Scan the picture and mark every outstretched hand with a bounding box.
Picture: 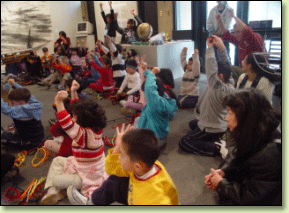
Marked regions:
[211,35,225,50]
[71,80,80,92]
[215,13,222,22]
[106,35,111,44]
[131,9,137,16]
[55,91,68,103]
[151,67,160,75]
[182,47,188,53]
[113,124,134,153]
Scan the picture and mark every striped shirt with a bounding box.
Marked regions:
[56,109,104,163]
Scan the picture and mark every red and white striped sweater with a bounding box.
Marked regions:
[56,109,104,163]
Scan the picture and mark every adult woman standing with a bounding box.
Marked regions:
[207,1,233,60]
[205,88,281,205]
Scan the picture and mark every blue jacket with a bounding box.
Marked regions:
[1,83,43,121]
[139,70,178,139]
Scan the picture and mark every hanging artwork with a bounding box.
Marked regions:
[1,1,53,52]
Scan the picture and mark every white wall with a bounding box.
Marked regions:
[93,1,138,44]
[49,1,82,51]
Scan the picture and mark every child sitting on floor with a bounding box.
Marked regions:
[120,55,147,114]
[117,59,141,114]
[44,98,73,157]
[98,36,126,88]
[41,47,52,78]
[41,80,108,205]
[1,78,44,149]
[177,48,200,109]
[134,65,178,149]
[87,53,114,93]
[67,124,180,205]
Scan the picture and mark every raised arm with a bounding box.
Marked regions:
[180,47,188,71]
[192,49,200,77]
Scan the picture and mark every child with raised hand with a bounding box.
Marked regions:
[100,1,118,46]
[121,55,147,113]
[40,80,108,205]
[117,58,141,105]
[86,52,114,93]
[1,78,44,149]
[99,36,126,88]
[179,35,234,157]
[177,48,200,109]
[67,124,180,205]
[115,9,143,44]
[136,66,178,149]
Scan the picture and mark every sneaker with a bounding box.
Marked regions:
[37,82,45,86]
[40,187,67,205]
[58,84,65,91]
[214,140,228,159]
[67,185,88,205]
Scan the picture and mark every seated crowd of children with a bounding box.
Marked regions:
[1,4,281,205]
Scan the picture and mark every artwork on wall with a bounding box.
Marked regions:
[1,1,53,52]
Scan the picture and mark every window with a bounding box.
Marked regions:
[175,1,192,30]
[248,1,281,28]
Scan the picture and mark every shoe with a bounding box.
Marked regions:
[121,107,137,116]
[67,185,88,205]
[40,187,67,205]
[214,140,228,159]
[58,84,65,91]
[37,82,45,86]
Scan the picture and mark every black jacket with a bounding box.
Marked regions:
[116,15,143,44]
[216,142,281,205]
[101,9,118,38]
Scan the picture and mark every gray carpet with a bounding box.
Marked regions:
[1,73,280,205]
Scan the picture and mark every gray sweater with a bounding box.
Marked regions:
[195,47,235,133]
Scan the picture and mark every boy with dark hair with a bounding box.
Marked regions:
[179,35,234,157]
[26,54,43,83]
[67,125,180,205]
[98,36,126,88]
[177,48,200,109]
[1,78,44,149]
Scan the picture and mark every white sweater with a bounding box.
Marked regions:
[118,72,141,95]
[207,5,233,35]
[237,73,273,104]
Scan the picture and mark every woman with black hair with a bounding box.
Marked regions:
[54,31,71,54]
[205,88,281,205]
[237,53,275,103]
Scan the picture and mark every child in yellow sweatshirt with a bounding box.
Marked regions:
[67,124,180,205]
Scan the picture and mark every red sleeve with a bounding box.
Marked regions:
[70,97,80,104]
[99,49,105,56]
[222,30,238,47]
[241,26,264,51]
[56,110,85,147]
[90,61,107,75]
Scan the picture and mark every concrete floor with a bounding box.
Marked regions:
[1,73,280,205]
